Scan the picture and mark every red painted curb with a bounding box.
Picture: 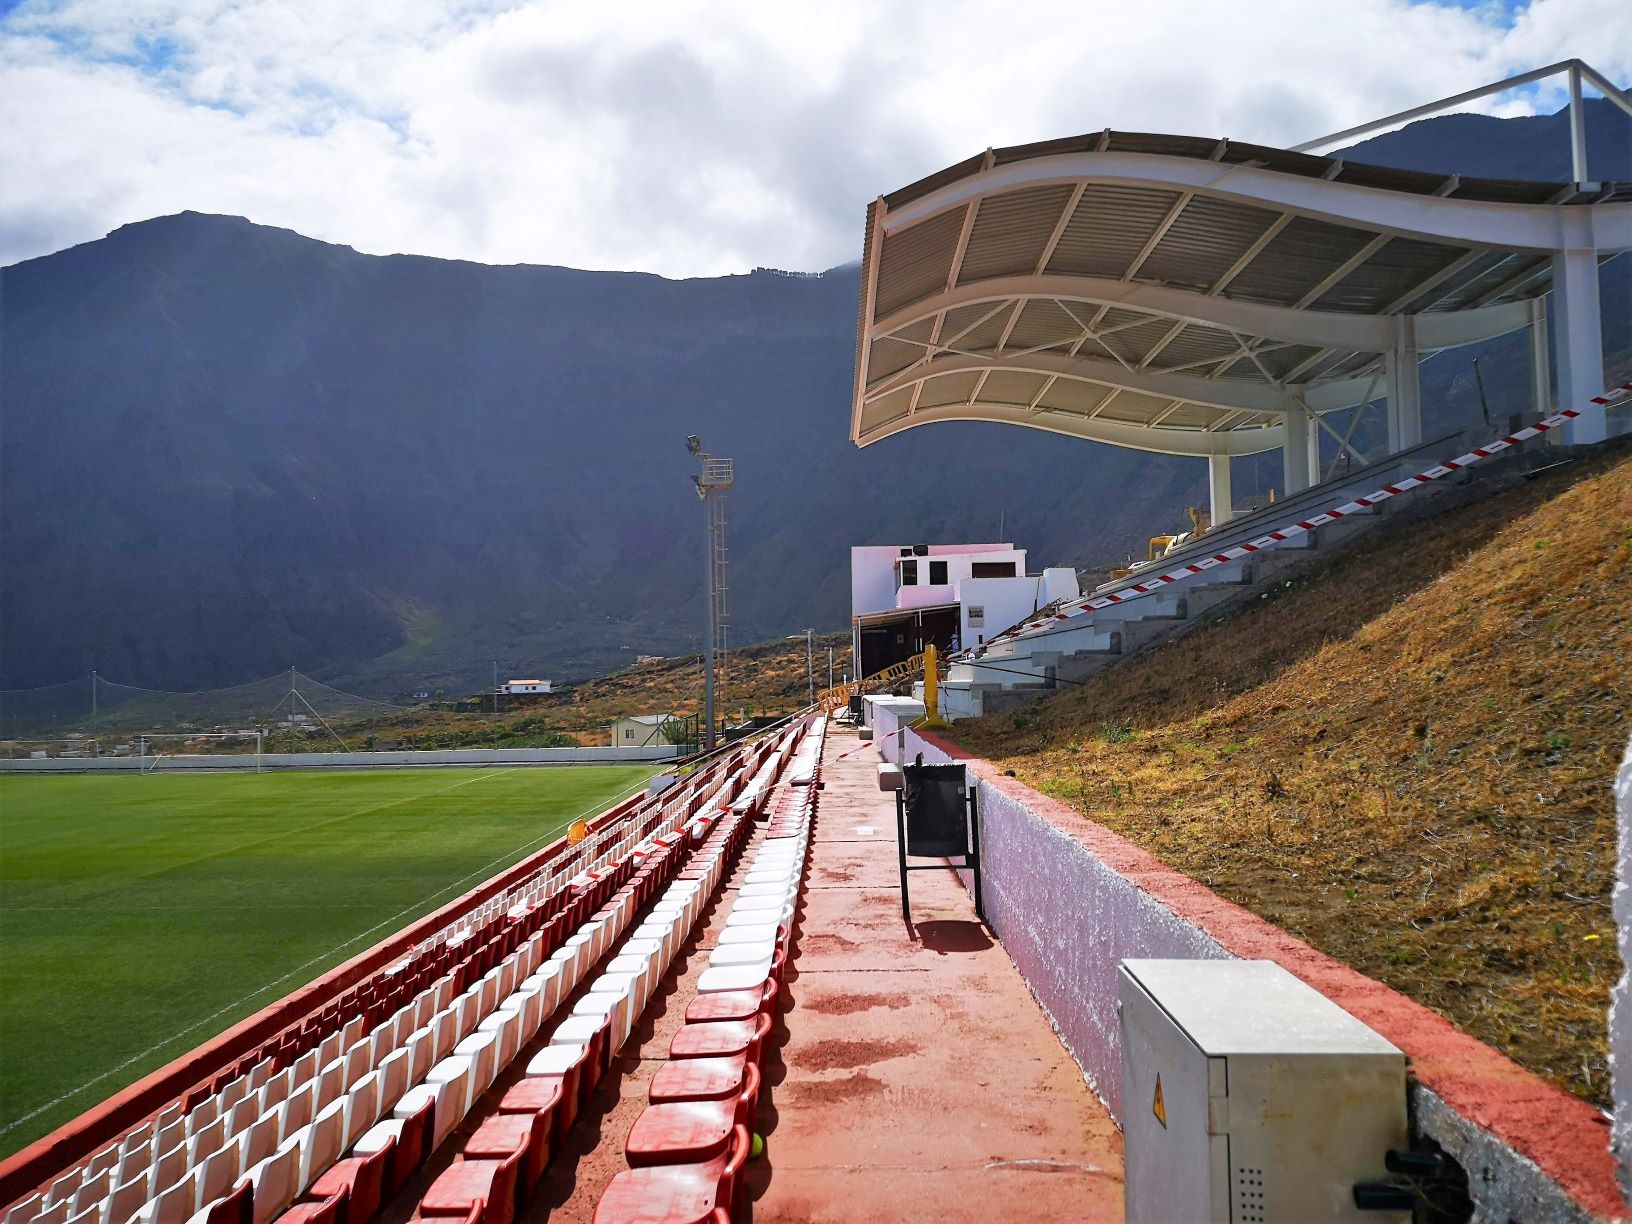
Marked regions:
[0,788,648,1209]
[915,728,1628,1222]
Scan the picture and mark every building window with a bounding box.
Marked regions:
[929,560,948,585]
[900,559,918,586]
[623,729,634,741]
[971,561,1017,578]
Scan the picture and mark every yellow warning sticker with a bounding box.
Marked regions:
[1152,1074,1167,1128]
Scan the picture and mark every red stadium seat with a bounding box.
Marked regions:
[591,1126,749,1224]
[667,1014,771,1062]
[418,1148,523,1224]
[625,1102,736,1167]
[277,1199,338,1224]
[306,1142,391,1224]
[464,1112,550,1201]
[202,1182,251,1224]
[681,983,775,1024]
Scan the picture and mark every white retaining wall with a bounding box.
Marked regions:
[0,745,680,772]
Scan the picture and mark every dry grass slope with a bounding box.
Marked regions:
[954,450,1631,1104]
[552,633,851,724]
[349,633,849,747]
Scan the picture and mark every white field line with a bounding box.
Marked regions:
[0,769,653,1138]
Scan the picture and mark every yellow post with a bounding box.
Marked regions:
[922,644,945,729]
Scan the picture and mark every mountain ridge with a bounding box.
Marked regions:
[2,102,1627,696]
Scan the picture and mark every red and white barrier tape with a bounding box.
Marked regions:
[982,382,1632,648]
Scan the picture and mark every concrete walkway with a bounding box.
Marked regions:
[746,726,1123,1221]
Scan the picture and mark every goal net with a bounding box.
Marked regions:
[136,731,265,771]
[1,669,404,742]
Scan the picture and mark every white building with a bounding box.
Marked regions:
[850,542,1079,679]
[611,714,680,747]
[501,679,552,695]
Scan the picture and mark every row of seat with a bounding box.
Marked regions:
[284,721,812,1224]
[785,728,823,788]
[234,809,730,1224]
[595,721,824,1223]
[189,844,680,1224]
[391,720,822,1224]
[3,745,775,1224]
[402,796,769,1224]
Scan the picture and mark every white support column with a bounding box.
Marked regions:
[1528,299,1561,445]
[1552,248,1607,444]
[1529,298,1552,416]
[1304,410,1321,489]
[1281,402,1318,495]
[1384,315,1423,453]
[1207,452,1233,527]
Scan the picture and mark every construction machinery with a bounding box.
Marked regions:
[1109,507,1213,580]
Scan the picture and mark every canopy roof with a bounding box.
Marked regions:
[852,130,1632,457]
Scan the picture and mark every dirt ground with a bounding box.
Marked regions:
[953,450,1631,1105]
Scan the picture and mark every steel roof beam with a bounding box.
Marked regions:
[856,400,1286,456]
[866,351,1294,416]
[879,153,1632,252]
[869,276,1531,357]
[865,347,1386,424]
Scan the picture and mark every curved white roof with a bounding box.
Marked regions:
[852,129,1632,457]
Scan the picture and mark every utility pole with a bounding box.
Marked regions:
[788,630,815,707]
[90,670,97,721]
[687,436,733,750]
[492,660,498,716]
[828,646,834,693]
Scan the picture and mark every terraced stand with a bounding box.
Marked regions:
[592,769,817,1221]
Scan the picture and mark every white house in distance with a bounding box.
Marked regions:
[501,679,552,695]
[611,713,679,747]
[850,542,1079,680]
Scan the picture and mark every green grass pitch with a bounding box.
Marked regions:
[0,763,655,1157]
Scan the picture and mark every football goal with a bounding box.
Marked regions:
[137,731,265,771]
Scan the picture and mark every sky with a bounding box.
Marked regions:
[1,0,1627,277]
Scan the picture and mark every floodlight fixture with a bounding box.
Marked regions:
[686,435,702,455]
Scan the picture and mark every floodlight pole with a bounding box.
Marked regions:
[703,505,717,749]
[806,629,815,705]
[689,439,733,750]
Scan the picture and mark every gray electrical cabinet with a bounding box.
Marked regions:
[1119,959,1408,1224]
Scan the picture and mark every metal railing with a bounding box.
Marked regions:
[818,652,945,714]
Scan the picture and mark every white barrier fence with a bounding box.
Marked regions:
[0,745,680,773]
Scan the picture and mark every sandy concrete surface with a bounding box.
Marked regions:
[744,729,1122,1222]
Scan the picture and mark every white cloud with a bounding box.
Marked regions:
[0,0,1626,275]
